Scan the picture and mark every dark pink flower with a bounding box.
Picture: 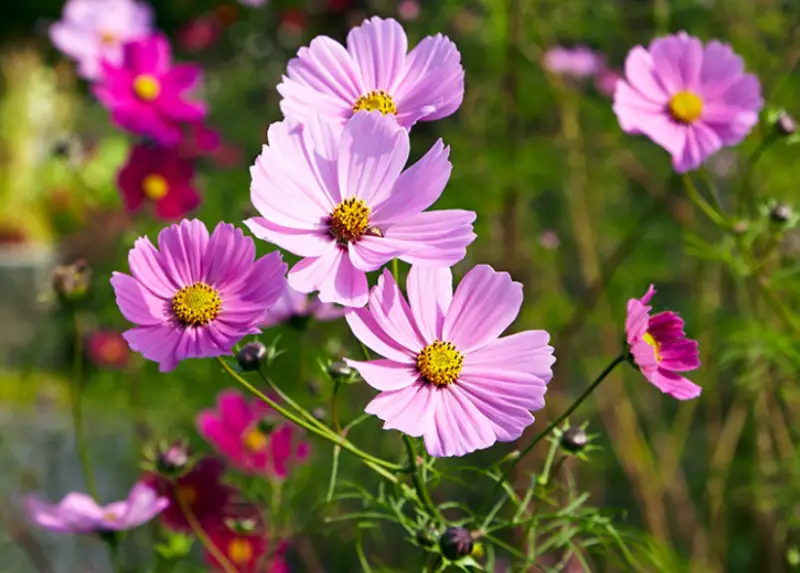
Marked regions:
[625,284,701,400]
[205,521,289,573]
[117,143,200,220]
[86,330,129,369]
[178,123,222,160]
[93,34,207,147]
[197,390,310,478]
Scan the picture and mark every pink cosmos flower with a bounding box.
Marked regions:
[277,16,464,129]
[345,265,556,457]
[614,32,763,173]
[197,390,310,477]
[93,34,208,147]
[117,143,200,220]
[49,0,152,80]
[26,482,167,533]
[543,46,603,78]
[111,219,286,372]
[625,284,701,400]
[86,329,129,369]
[206,524,290,573]
[261,285,344,329]
[246,111,475,308]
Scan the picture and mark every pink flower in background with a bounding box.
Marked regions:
[261,285,344,328]
[247,112,475,307]
[111,220,286,372]
[238,0,267,6]
[205,522,289,573]
[117,144,200,220]
[625,284,701,400]
[277,16,464,129]
[26,482,167,533]
[345,265,556,457]
[49,0,152,80]
[86,330,130,369]
[614,32,763,173]
[178,123,222,160]
[144,457,233,532]
[543,46,603,78]
[595,67,621,97]
[197,390,310,477]
[176,16,221,53]
[93,34,208,147]
[398,0,421,21]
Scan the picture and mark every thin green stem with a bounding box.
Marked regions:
[392,258,400,284]
[175,487,237,573]
[255,370,328,433]
[737,132,779,217]
[536,437,560,486]
[682,173,729,229]
[331,381,342,435]
[402,436,443,522]
[70,311,98,500]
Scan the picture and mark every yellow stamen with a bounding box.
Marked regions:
[329,198,371,243]
[142,174,169,201]
[228,538,253,565]
[98,31,118,46]
[103,511,118,521]
[668,90,703,123]
[171,282,222,326]
[242,427,269,452]
[133,74,161,101]
[417,340,463,387]
[353,89,397,115]
[642,332,662,362]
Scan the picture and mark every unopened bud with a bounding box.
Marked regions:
[439,527,473,561]
[327,361,355,382]
[560,426,588,453]
[236,342,266,371]
[775,111,797,136]
[312,407,327,421]
[143,440,190,477]
[52,259,92,301]
[770,203,793,224]
[415,525,438,547]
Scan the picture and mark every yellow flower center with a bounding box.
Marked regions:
[242,427,269,452]
[330,198,371,243]
[668,90,703,124]
[642,331,661,362]
[142,174,169,201]
[177,484,196,505]
[417,340,464,387]
[352,90,397,115]
[103,511,118,521]
[171,282,222,326]
[98,30,118,46]
[228,538,254,565]
[133,74,161,101]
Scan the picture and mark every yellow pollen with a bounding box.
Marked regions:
[642,331,662,362]
[417,340,464,387]
[228,538,254,565]
[142,174,169,201]
[177,485,197,506]
[330,198,371,243]
[242,427,269,452]
[668,91,703,123]
[103,511,118,521]
[352,89,397,115]
[171,282,222,326]
[133,74,161,101]
[98,30,118,46]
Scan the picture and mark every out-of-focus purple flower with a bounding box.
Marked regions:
[398,0,421,21]
[261,285,344,328]
[86,330,130,369]
[49,0,153,80]
[543,46,604,79]
[26,482,167,533]
[93,34,208,147]
[594,67,622,97]
[177,16,221,53]
[538,230,560,250]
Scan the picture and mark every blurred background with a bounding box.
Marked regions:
[1,0,799,571]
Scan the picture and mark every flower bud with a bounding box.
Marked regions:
[560,426,588,453]
[312,407,327,421]
[775,111,797,136]
[236,342,266,371]
[770,203,793,224]
[415,525,438,547]
[142,440,190,477]
[439,527,473,561]
[52,259,92,301]
[327,361,355,382]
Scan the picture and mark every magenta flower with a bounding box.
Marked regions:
[49,0,152,80]
[197,390,310,477]
[595,67,622,98]
[345,265,555,457]
[261,285,344,328]
[26,482,167,533]
[542,46,604,78]
[86,329,129,369]
[93,34,208,147]
[246,111,475,308]
[111,219,287,372]
[625,284,701,400]
[614,32,763,173]
[277,16,464,129]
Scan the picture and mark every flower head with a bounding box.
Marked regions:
[26,482,167,534]
[205,522,289,573]
[117,143,200,220]
[143,457,234,531]
[247,111,475,307]
[277,16,464,129]
[261,284,344,329]
[625,284,701,400]
[345,265,555,457]
[93,34,208,147]
[86,330,130,369]
[49,0,152,80]
[111,219,286,372]
[197,390,310,477]
[614,32,763,173]
[543,46,603,78]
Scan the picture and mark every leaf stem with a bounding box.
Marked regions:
[70,311,98,500]
[402,436,443,523]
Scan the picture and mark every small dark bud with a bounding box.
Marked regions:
[775,111,797,136]
[143,440,190,477]
[236,342,266,371]
[439,527,473,561]
[52,259,92,301]
[257,418,277,434]
[52,139,72,157]
[770,203,793,224]
[327,361,355,382]
[306,379,322,397]
[415,526,438,547]
[560,426,588,453]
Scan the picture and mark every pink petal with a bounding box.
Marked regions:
[623,46,670,104]
[645,368,702,400]
[454,383,534,442]
[457,370,548,412]
[123,323,182,372]
[127,236,181,299]
[344,358,419,391]
[124,34,171,75]
[162,64,202,92]
[368,270,425,351]
[345,306,416,363]
[423,385,495,457]
[197,412,246,460]
[245,217,333,258]
[299,114,344,205]
[346,17,407,91]
[365,381,437,437]
[289,248,369,307]
[406,265,452,342]
[387,210,476,266]
[673,122,721,173]
[465,331,555,377]
[347,237,402,272]
[699,40,745,100]
[202,223,254,290]
[111,272,170,326]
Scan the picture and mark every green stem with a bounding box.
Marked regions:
[175,487,237,573]
[402,435,443,522]
[331,381,342,435]
[536,437,560,486]
[737,132,778,217]
[70,311,98,500]
[392,258,400,284]
[682,173,729,229]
